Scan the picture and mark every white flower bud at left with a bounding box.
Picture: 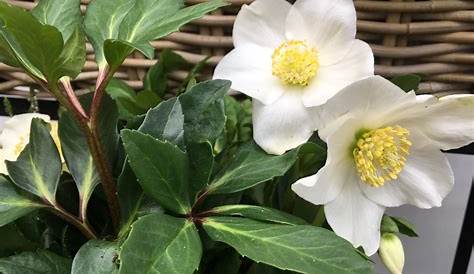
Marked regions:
[0,113,59,175]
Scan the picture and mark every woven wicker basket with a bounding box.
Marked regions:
[1,0,473,100]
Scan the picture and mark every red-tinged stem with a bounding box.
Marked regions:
[41,75,120,233]
[191,189,210,215]
[48,203,98,240]
[61,78,88,120]
[87,66,121,232]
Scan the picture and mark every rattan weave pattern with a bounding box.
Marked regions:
[1,0,473,99]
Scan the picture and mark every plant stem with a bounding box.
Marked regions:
[49,78,120,233]
[87,66,121,231]
[191,189,210,215]
[61,78,88,120]
[49,204,98,240]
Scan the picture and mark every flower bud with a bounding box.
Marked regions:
[379,233,405,274]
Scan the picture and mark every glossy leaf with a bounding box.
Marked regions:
[391,216,418,237]
[32,0,85,79]
[54,26,86,80]
[6,119,61,205]
[210,205,307,226]
[84,0,226,68]
[83,0,135,67]
[117,162,164,239]
[0,176,44,227]
[72,240,119,274]
[121,130,191,214]
[107,79,160,119]
[391,74,422,92]
[139,97,185,149]
[203,217,374,274]
[32,0,82,41]
[179,79,231,144]
[0,250,71,274]
[381,215,399,234]
[144,49,186,96]
[188,142,214,198]
[119,213,202,274]
[58,111,100,218]
[0,2,63,80]
[208,142,299,194]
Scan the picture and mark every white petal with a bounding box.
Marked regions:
[292,158,354,205]
[293,116,361,203]
[398,95,474,150]
[0,152,7,175]
[233,0,291,48]
[213,45,284,105]
[285,0,357,65]
[315,76,415,140]
[252,93,317,155]
[0,113,50,156]
[325,180,385,256]
[361,131,454,209]
[302,40,374,107]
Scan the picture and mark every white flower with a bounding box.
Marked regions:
[0,113,60,175]
[291,76,474,255]
[213,0,374,155]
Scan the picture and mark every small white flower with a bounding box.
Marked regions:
[0,113,60,175]
[214,0,374,155]
[292,76,474,255]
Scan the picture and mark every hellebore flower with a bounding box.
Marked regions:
[214,0,374,154]
[292,76,474,255]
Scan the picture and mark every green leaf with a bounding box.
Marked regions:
[144,49,186,96]
[84,0,226,69]
[203,217,374,274]
[391,74,422,92]
[107,79,161,119]
[54,26,86,80]
[188,142,214,198]
[0,2,63,80]
[391,216,418,237]
[121,130,191,214]
[119,213,202,274]
[179,79,231,144]
[210,205,307,226]
[32,0,82,42]
[380,215,399,234]
[6,119,62,205]
[215,96,252,153]
[177,56,209,94]
[72,240,119,274]
[58,111,100,219]
[138,97,185,149]
[83,0,135,68]
[0,250,71,274]
[0,176,44,227]
[95,94,120,168]
[208,142,299,194]
[117,161,164,240]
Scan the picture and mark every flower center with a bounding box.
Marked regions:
[272,40,319,86]
[14,135,27,157]
[353,126,412,187]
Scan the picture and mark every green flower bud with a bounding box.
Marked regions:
[379,233,405,274]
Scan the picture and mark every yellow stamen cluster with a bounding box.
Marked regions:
[272,40,319,86]
[14,136,26,157]
[353,126,412,187]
